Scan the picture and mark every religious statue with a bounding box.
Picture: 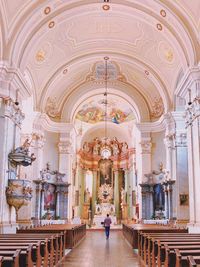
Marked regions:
[83,142,91,153]
[154,183,164,210]
[15,138,31,154]
[8,138,36,168]
[93,139,100,155]
[121,187,127,204]
[84,188,90,203]
[112,142,119,156]
[121,142,128,153]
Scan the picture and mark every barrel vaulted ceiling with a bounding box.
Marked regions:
[0,0,199,124]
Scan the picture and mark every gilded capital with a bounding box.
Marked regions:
[58,140,72,154]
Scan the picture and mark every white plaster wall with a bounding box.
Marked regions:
[21,96,38,134]
[151,131,166,170]
[43,131,59,170]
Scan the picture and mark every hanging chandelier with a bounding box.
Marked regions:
[101,56,111,159]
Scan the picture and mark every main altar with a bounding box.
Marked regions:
[74,137,135,224]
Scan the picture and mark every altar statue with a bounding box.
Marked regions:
[121,187,127,204]
[154,183,164,210]
[84,188,90,203]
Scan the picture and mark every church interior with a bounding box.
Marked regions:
[0,0,200,266]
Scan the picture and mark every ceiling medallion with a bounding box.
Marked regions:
[44,6,51,15]
[102,4,110,11]
[63,68,68,74]
[35,49,45,62]
[160,9,166,17]
[48,21,55,29]
[157,23,163,31]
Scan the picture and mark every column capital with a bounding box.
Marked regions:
[164,134,175,149]
[175,131,187,147]
[0,97,25,127]
[140,139,152,154]
[58,140,73,154]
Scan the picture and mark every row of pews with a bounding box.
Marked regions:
[123,223,200,267]
[0,223,86,267]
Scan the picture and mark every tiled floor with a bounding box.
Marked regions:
[58,230,143,267]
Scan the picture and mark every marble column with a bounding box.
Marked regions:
[58,134,73,220]
[185,91,200,231]
[164,117,176,219]
[80,169,86,219]
[136,133,152,219]
[167,181,175,220]
[92,170,97,218]
[175,129,189,222]
[124,170,130,217]
[163,183,169,219]
[114,170,120,221]
[40,185,45,219]
[35,182,42,220]
[56,188,60,218]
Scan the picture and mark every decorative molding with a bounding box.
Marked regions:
[136,112,174,133]
[175,66,200,98]
[185,96,200,127]
[164,134,175,149]
[33,113,74,133]
[175,132,187,147]
[0,61,31,100]
[58,141,73,154]
[140,139,152,154]
[45,97,61,118]
[86,60,126,83]
[1,97,25,127]
[151,97,164,118]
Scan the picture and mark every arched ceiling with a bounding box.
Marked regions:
[0,0,199,125]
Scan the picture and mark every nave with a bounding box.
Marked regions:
[58,230,141,267]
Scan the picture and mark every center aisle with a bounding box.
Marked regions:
[58,230,142,267]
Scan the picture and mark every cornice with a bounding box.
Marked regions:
[0,61,31,100]
[175,66,200,98]
[135,115,166,133]
[34,113,74,133]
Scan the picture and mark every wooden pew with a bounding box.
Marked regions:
[187,255,200,267]
[17,223,86,249]
[175,249,200,267]
[138,232,200,267]
[157,238,200,266]
[0,243,41,267]
[143,233,200,266]
[0,236,53,266]
[10,232,64,264]
[0,234,60,266]
[0,250,20,267]
[164,244,200,267]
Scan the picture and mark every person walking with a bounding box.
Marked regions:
[104,214,112,239]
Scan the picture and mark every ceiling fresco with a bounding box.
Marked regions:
[75,97,135,124]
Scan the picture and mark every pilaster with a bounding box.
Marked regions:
[176,67,200,232]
